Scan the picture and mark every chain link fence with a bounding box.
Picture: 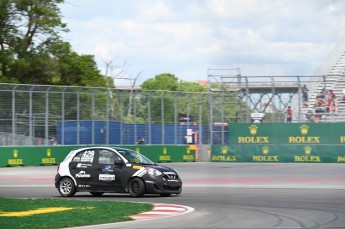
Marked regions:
[0,83,232,146]
[0,76,333,146]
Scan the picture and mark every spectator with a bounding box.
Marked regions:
[305,110,314,123]
[302,85,309,107]
[136,137,145,144]
[326,90,337,113]
[315,91,324,107]
[285,106,293,123]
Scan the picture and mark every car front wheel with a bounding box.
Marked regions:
[58,177,76,197]
[128,178,145,197]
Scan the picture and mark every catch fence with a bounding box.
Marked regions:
[0,78,329,146]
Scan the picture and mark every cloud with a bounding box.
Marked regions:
[60,0,345,84]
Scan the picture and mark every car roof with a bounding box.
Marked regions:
[68,146,135,156]
[66,146,131,163]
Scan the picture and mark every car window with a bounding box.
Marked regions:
[99,149,121,164]
[115,148,154,165]
[72,149,95,163]
[72,151,82,162]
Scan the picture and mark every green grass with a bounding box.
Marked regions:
[0,198,153,229]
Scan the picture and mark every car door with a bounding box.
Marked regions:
[69,148,97,189]
[93,149,124,191]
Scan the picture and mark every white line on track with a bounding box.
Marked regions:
[0,185,53,188]
[184,183,345,189]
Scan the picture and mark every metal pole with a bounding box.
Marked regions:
[221,94,225,144]
[271,76,276,122]
[106,89,110,145]
[209,94,213,144]
[119,92,123,144]
[161,96,164,144]
[174,94,177,144]
[29,89,33,145]
[77,92,80,145]
[134,92,137,144]
[45,88,50,145]
[199,93,203,144]
[92,92,95,144]
[61,90,65,145]
[11,88,15,145]
[297,76,303,122]
[147,94,151,144]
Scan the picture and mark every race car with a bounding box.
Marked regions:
[55,146,182,197]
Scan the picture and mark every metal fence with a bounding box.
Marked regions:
[0,76,335,146]
[0,83,231,146]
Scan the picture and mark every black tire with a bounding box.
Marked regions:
[128,178,146,197]
[90,192,104,197]
[58,177,76,197]
[160,193,171,197]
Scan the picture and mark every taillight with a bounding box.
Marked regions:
[57,164,60,172]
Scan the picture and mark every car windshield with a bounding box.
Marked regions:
[114,148,155,165]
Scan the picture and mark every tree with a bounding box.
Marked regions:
[0,0,17,80]
[50,42,107,86]
[141,73,179,91]
[0,0,107,87]
[1,0,67,82]
[140,73,209,124]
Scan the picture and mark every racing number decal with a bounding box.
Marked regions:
[80,150,94,163]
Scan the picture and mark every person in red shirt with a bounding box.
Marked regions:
[285,106,292,123]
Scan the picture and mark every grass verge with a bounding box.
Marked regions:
[0,198,153,229]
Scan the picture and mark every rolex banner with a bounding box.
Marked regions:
[211,123,345,163]
[0,145,195,167]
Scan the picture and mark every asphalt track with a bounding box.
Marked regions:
[1,162,345,229]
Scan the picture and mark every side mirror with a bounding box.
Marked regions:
[114,158,124,166]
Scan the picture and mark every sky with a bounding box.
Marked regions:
[59,0,345,85]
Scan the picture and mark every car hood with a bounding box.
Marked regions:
[150,165,177,173]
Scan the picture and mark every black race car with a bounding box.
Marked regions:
[55,147,182,197]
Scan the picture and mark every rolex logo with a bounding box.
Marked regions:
[47,149,51,157]
[300,125,309,135]
[304,146,312,155]
[221,146,228,154]
[262,146,269,154]
[163,147,167,155]
[13,149,18,158]
[249,125,258,135]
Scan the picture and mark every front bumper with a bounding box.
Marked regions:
[145,178,182,194]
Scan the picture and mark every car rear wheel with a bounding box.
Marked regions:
[90,192,104,197]
[128,178,145,197]
[58,177,76,197]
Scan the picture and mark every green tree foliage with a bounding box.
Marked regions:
[139,73,209,124]
[141,73,179,91]
[0,0,107,87]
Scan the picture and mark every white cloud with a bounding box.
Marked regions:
[59,0,345,85]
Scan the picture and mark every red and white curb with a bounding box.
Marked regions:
[131,203,194,220]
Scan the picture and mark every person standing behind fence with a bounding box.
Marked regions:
[285,106,293,123]
[302,85,309,107]
[325,90,336,113]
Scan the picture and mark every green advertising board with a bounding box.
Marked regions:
[0,145,195,167]
[212,123,345,163]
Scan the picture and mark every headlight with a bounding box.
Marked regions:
[147,168,162,176]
